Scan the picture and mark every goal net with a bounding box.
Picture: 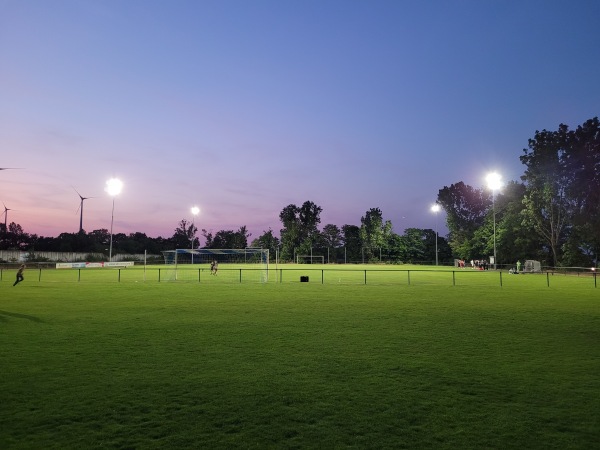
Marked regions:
[161,248,269,283]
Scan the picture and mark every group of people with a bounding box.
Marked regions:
[470,259,490,270]
[456,259,490,270]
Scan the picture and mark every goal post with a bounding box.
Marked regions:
[161,248,269,282]
[296,255,325,264]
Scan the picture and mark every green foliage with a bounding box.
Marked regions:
[520,117,600,265]
[279,201,323,261]
[171,219,195,249]
[250,228,280,260]
[437,182,490,259]
[360,207,393,261]
[341,224,361,262]
[204,226,251,249]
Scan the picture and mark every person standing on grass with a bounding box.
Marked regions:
[13,264,25,286]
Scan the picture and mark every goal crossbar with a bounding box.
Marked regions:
[161,248,269,282]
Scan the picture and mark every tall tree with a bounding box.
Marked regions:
[563,117,600,263]
[278,201,323,261]
[171,219,194,249]
[359,208,393,262]
[437,182,490,260]
[342,224,361,263]
[520,124,575,266]
[320,224,342,248]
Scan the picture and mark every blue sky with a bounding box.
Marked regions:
[1,0,599,241]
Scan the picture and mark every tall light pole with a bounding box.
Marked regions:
[190,206,200,264]
[486,172,502,270]
[190,206,200,249]
[431,203,441,266]
[105,178,123,262]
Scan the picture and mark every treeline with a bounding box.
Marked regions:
[437,117,600,268]
[2,117,598,267]
[0,212,453,264]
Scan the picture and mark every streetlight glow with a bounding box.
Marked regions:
[105,178,123,262]
[486,172,503,191]
[105,178,123,197]
[486,172,502,269]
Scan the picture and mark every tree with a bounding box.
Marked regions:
[342,224,361,263]
[207,226,251,248]
[359,208,393,262]
[278,201,323,261]
[320,224,342,248]
[250,228,280,260]
[563,117,600,264]
[520,124,575,266]
[297,201,323,254]
[201,229,213,248]
[3,223,30,250]
[437,182,490,260]
[171,219,194,249]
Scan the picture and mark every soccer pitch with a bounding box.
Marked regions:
[1,269,599,448]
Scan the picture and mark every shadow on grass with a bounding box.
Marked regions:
[0,310,45,323]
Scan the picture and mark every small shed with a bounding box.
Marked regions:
[523,260,542,273]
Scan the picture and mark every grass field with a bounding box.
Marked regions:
[1,265,599,449]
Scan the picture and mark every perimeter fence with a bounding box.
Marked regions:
[1,266,598,289]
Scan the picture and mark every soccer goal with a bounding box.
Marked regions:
[161,248,269,282]
[296,255,325,264]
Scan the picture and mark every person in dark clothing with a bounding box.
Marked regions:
[13,264,25,286]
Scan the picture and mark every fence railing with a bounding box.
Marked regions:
[1,266,598,288]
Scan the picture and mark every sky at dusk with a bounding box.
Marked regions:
[1,0,599,242]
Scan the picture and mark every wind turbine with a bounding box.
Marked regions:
[2,202,13,233]
[73,187,95,233]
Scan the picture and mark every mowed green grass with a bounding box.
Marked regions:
[5,262,600,290]
[1,268,599,449]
